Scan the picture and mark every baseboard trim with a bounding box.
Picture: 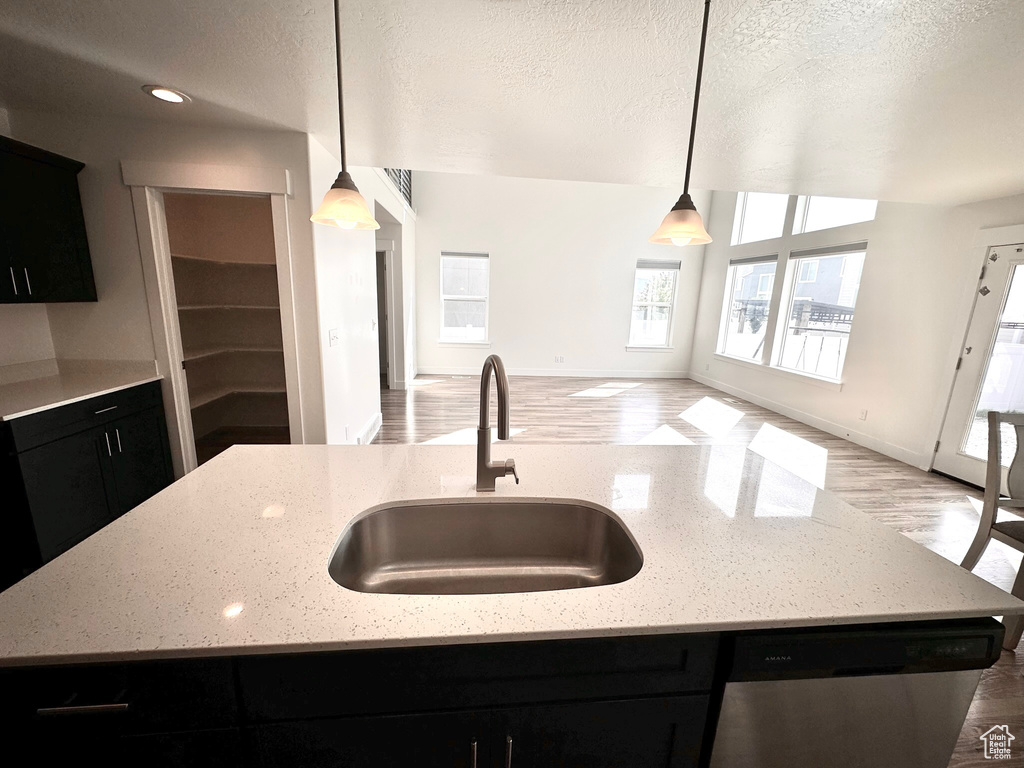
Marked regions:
[688,371,931,470]
[359,411,382,445]
[417,366,691,379]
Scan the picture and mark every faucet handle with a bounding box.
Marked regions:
[505,458,519,485]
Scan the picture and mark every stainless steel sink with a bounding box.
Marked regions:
[329,498,643,595]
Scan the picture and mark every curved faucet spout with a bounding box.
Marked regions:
[476,354,517,491]
[479,354,510,440]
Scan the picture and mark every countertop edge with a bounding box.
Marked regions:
[1,375,163,421]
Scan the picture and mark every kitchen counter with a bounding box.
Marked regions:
[0,443,1020,666]
[0,359,160,421]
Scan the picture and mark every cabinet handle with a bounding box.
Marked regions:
[505,735,513,768]
[37,702,130,717]
[470,738,477,768]
[104,431,112,457]
[115,428,122,453]
[23,268,32,296]
[9,267,16,296]
[95,405,118,414]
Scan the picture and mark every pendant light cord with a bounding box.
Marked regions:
[334,0,348,173]
[683,0,711,195]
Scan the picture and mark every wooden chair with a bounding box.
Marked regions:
[961,410,1024,651]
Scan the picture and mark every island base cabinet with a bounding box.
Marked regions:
[255,696,709,768]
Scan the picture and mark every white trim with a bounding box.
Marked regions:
[688,370,928,469]
[374,243,403,391]
[713,353,844,391]
[121,160,291,196]
[418,366,689,379]
[358,411,383,445]
[626,345,675,352]
[269,194,304,443]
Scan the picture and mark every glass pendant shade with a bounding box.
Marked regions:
[311,172,380,229]
[649,193,712,246]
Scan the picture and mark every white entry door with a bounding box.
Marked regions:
[934,243,1024,487]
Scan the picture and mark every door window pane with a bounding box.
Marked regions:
[778,251,865,380]
[963,264,1024,462]
[628,266,678,347]
[720,261,777,361]
[440,253,488,341]
[792,196,877,234]
[731,192,789,245]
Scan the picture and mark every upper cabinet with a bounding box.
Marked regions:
[0,136,97,303]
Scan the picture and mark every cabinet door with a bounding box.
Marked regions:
[258,710,486,768]
[498,696,710,768]
[2,149,95,303]
[108,407,173,516]
[18,426,115,561]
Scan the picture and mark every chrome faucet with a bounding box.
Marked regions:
[476,354,519,491]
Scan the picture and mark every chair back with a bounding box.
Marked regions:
[988,411,1024,499]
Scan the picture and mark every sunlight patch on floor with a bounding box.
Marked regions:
[679,397,743,439]
[748,423,828,488]
[570,387,627,397]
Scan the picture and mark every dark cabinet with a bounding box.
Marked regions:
[0,136,97,303]
[1,380,173,589]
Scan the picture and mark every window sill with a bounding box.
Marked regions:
[712,353,844,391]
[626,345,675,353]
[437,339,492,348]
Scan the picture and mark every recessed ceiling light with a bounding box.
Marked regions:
[142,85,191,104]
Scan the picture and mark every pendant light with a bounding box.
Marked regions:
[649,0,713,246]
[310,0,380,230]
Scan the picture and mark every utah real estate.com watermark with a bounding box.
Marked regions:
[980,725,1015,760]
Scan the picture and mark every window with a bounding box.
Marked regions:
[731,192,789,245]
[440,253,489,342]
[798,259,818,282]
[792,195,877,234]
[720,257,778,361]
[628,259,679,347]
[778,244,866,380]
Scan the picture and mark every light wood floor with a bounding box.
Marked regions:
[377,374,1023,767]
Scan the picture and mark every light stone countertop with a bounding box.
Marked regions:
[0,360,161,420]
[0,444,1021,667]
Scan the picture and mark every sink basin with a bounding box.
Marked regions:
[329,498,643,595]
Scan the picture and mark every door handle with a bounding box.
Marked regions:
[470,738,477,768]
[37,702,129,716]
[9,267,16,296]
[104,431,112,457]
[23,268,32,296]
[505,735,513,768]
[115,428,122,453]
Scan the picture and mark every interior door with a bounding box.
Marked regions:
[934,243,1024,487]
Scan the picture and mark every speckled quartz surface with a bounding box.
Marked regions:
[0,361,160,420]
[0,444,1021,667]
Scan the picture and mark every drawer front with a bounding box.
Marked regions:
[0,657,239,736]
[239,633,720,722]
[7,379,162,451]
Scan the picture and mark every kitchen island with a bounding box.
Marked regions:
[0,444,1021,767]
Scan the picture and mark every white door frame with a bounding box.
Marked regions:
[932,223,1024,485]
[123,161,303,477]
[375,238,401,390]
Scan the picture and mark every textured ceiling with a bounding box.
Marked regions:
[1,0,1022,204]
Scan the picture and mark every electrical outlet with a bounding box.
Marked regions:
[705,363,710,371]
[859,409,868,421]
[554,355,565,364]
[329,328,340,347]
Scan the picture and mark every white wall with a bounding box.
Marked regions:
[689,190,1024,468]
[7,108,328,442]
[306,137,417,443]
[414,171,709,377]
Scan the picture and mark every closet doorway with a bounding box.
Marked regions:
[163,193,291,465]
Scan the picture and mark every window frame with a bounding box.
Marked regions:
[438,251,490,343]
[773,243,868,382]
[626,259,681,349]
[730,191,790,246]
[792,194,878,235]
[798,259,819,282]
[717,254,779,363]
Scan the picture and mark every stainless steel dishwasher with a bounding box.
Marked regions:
[709,618,1004,768]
